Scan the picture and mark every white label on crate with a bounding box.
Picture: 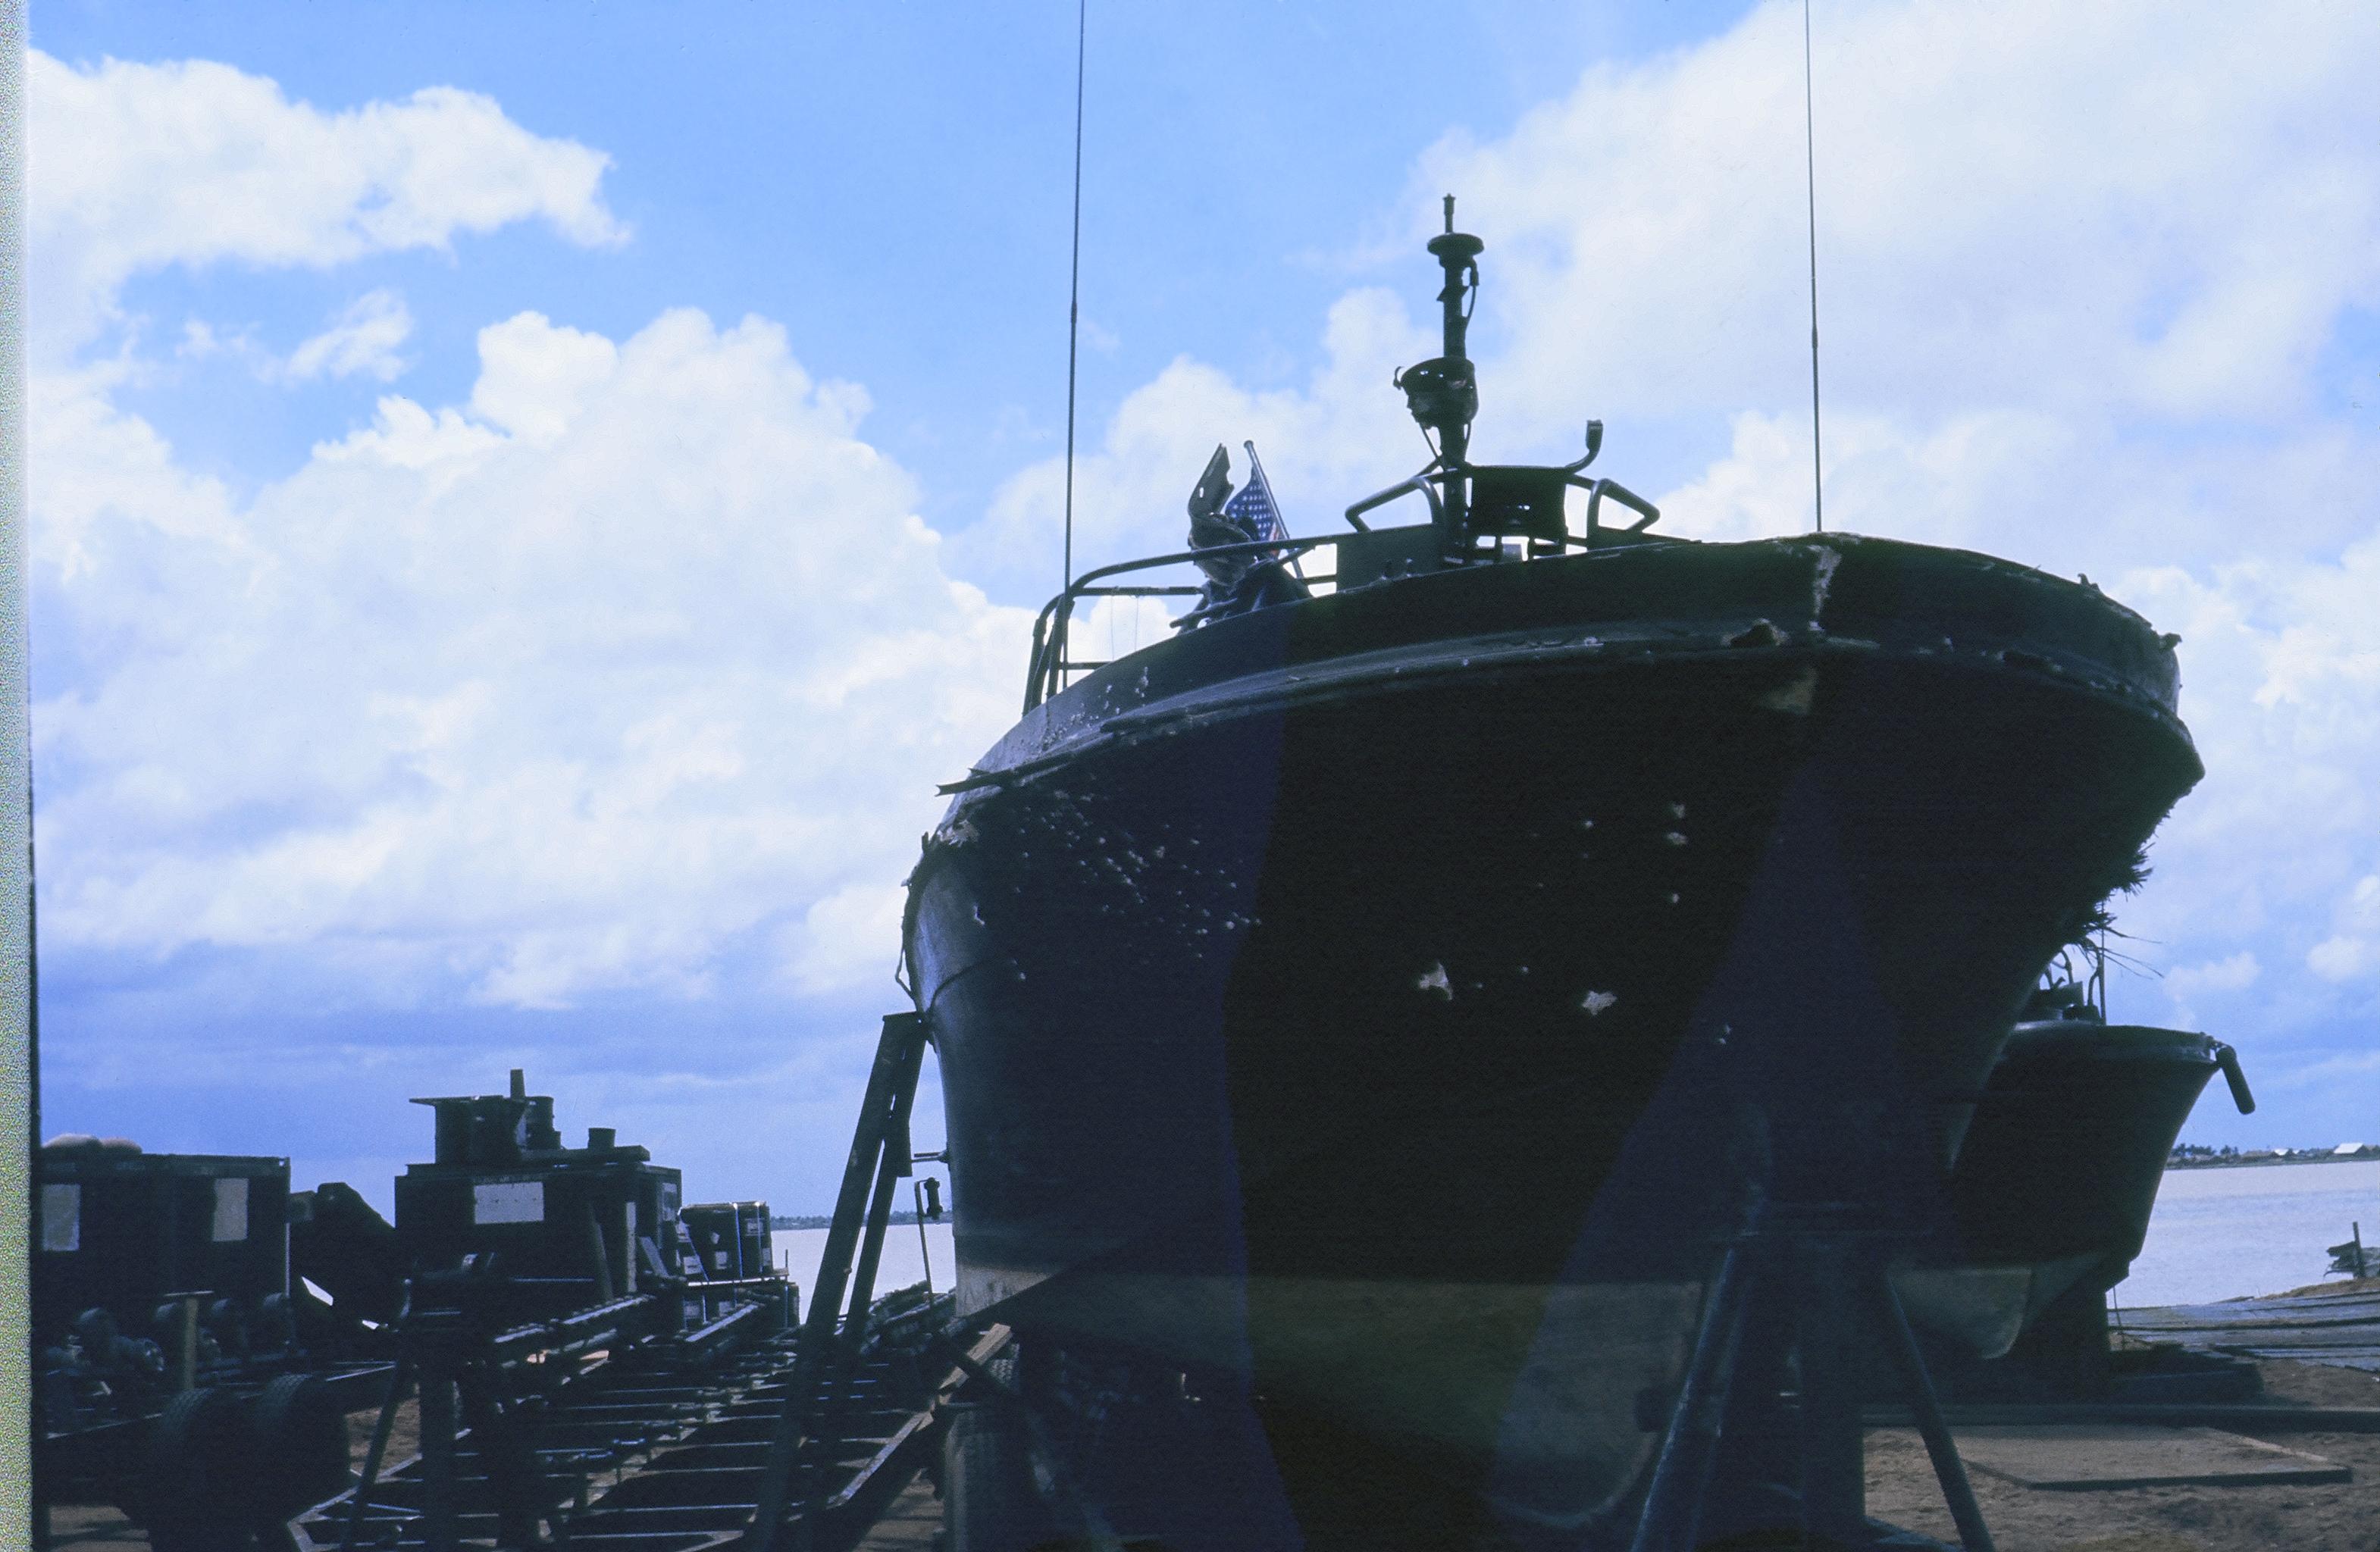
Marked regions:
[212,1177,249,1243]
[473,1180,545,1225]
[41,1183,80,1252]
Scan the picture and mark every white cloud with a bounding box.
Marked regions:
[957,288,1433,597]
[2171,952,2263,998]
[176,319,230,360]
[29,4,2380,1138]
[284,289,415,382]
[1406,0,2380,437]
[970,1,2380,584]
[2112,545,2380,1025]
[2306,877,2380,985]
[782,883,909,997]
[468,312,618,442]
[2311,936,2377,984]
[26,52,1017,1013]
[29,50,624,350]
[33,309,1032,1007]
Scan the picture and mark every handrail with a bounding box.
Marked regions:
[1026,536,1342,711]
[1345,463,1660,547]
[1019,473,1663,711]
[1584,477,1660,539]
[1343,474,1444,531]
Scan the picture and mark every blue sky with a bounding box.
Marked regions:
[26,1,2380,1213]
[41,2,1739,534]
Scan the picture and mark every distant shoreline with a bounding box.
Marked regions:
[2167,1152,2378,1171]
[772,1212,944,1229]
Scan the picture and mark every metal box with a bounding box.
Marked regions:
[681,1200,775,1281]
[392,1075,681,1319]
[35,1144,290,1341]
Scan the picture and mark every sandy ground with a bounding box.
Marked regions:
[349,1393,421,1478]
[38,1504,145,1552]
[2263,1275,2380,1300]
[1866,1359,2380,1552]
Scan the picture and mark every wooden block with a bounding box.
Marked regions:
[1940,1423,2349,1491]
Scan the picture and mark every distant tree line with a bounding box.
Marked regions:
[2170,1142,2380,1166]
[769,1211,940,1229]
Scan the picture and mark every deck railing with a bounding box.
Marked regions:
[1022,470,1661,712]
[1024,535,1344,711]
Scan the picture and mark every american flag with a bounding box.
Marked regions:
[1223,440,1292,553]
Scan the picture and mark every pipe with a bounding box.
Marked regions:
[2216,1042,2256,1114]
[176,1295,199,1394]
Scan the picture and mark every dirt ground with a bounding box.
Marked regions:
[40,1398,419,1550]
[349,1393,421,1477]
[1866,1360,2380,1552]
[46,1377,2380,1550]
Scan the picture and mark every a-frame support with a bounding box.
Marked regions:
[747,1012,931,1552]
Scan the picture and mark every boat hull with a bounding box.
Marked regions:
[908,534,2199,1544]
[1950,1020,2225,1289]
[1904,1021,2228,1394]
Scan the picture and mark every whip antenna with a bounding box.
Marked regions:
[1063,0,1087,590]
[1802,0,1824,534]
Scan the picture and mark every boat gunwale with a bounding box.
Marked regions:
[963,530,2190,794]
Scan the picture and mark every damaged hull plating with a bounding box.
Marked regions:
[904,532,2200,1546]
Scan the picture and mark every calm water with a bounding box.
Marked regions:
[769,1164,2378,1319]
[774,1223,957,1313]
[2117,1159,2380,1308]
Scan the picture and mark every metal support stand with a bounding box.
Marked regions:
[747,1012,932,1552]
[1878,1269,1996,1552]
[416,1355,459,1552]
[339,1356,414,1552]
[1798,1238,1871,1546]
[1627,1241,1752,1552]
[1630,1214,1997,1552]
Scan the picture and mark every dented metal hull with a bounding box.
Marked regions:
[905,532,2200,1546]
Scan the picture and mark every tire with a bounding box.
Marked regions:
[140,1385,255,1552]
[247,1373,354,1538]
[944,1354,1054,1552]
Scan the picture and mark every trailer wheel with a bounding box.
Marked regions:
[248,1373,353,1532]
[944,1355,1053,1552]
[141,1385,255,1552]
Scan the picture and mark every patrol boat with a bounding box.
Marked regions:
[903,204,2203,1549]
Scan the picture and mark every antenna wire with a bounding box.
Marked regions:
[1063,0,1087,590]
[1802,0,1824,534]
